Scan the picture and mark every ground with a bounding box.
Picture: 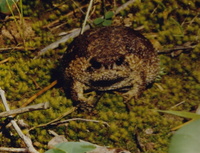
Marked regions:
[0,0,199,152]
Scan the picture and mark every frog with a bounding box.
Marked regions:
[61,26,159,110]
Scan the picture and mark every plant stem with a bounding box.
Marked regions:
[81,0,94,34]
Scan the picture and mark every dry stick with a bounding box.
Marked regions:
[80,0,94,34]
[0,147,28,152]
[0,88,38,153]
[0,47,36,52]
[115,0,137,14]
[157,45,196,54]
[50,118,110,127]
[29,107,77,131]
[10,121,38,153]
[21,80,57,107]
[0,58,9,64]
[0,102,49,118]
[36,25,90,57]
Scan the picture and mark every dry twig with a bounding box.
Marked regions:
[21,80,57,107]
[0,58,9,64]
[158,44,196,54]
[0,88,38,153]
[0,47,36,52]
[36,25,90,57]
[0,147,28,152]
[51,117,110,127]
[115,0,137,14]
[29,107,77,131]
[81,0,94,34]
[0,102,49,118]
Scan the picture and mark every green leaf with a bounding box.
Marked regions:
[0,0,18,14]
[45,142,96,153]
[105,11,114,19]
[157,110,200,119]
[93,18,104,25]
[102,20,112,26]
[169,119,200,153]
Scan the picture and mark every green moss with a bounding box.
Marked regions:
[0,0,199,152]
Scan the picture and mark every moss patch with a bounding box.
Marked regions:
[0,0,199,152]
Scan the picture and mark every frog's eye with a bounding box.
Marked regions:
[115,56,125,66]
[89,58,101,69]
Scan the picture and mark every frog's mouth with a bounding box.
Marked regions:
[90,77,125,87]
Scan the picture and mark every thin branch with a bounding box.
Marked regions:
[115,0,138,14]
[0,58,9,64]
[157,45,196,54]
[29,115,109,132]
[0,147,28,152]
[29,107,77,131]
[0,88,10,111]
[51,117,110,127]
[10,120,38,153]
[21,80,57,107]
[0,102,50,118]
[0,46,36,52]
[36,25,90,57]
[70,0,86,15]
[0,88,38,153]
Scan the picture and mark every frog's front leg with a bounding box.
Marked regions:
[70,80,96,110]
[119,78,146,111]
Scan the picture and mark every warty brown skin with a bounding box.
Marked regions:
[61,26,159,108]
